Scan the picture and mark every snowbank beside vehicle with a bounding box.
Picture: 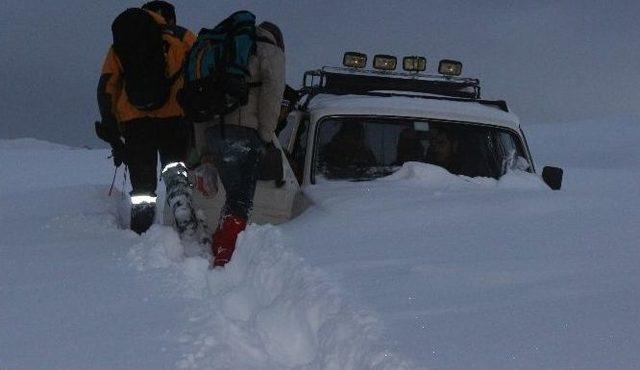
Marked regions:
[0,138,113,193]
[125,223,408,370]
[2,117,638,370]
[385,161,548,191]
[0,139,408,369]
[281,118,640,370]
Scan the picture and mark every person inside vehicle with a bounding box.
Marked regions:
[395,127,425,165]
[321,123,377,178]
[426,127,462,175]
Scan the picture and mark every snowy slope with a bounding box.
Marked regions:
[282,118,640,369]
[0,142,406,369]
[1,118,639,369]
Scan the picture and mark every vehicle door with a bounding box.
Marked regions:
[164,117,304,231]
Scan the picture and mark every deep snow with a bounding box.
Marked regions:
[1,118,639,369]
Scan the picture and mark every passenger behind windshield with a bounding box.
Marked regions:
[315,118,512,181]
[425,127,462,175]
[424,125,500,178]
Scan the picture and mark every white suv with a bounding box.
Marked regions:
[173,54,563,230]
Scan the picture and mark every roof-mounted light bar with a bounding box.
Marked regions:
[402,56,427,72]
[438,59,463,76]
[373,54,397,71]
[343,52,367,68]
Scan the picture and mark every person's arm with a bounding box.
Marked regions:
[96,48,125,166]
[97,47,122,127]
[257,46,285,143]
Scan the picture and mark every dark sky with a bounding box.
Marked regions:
[1,0,638,147]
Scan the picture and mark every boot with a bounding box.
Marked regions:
[162,162,198,239]
[130,202,156,234]
[211,214,247,267]
[171,194,198,239]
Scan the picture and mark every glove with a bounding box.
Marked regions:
[111,142,126,167]
[194,162,218,197]
[96,120,126,167]
[95,120,120,144]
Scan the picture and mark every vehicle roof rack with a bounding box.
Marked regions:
[301,67,510,113]
[304,67,481,99]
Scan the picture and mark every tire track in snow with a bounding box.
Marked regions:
[127,224,411,369]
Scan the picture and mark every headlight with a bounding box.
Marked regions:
[438,59,463,76]
[402,56,427,72]
[343,52,367,68]
[373,54,397,70]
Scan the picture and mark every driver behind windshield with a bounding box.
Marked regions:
[321,123,377,178]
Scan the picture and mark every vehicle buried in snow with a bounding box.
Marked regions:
[167,53,564,230]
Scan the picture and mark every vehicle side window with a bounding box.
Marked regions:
[448,129,500,179]
[497,132,530,174]
[291,118,309,183]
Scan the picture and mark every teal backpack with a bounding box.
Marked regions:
[180,10,274,122]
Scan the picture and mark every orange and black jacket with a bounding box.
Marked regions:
[97,10,195,125]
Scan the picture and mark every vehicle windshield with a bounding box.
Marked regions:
[314,117,529,181]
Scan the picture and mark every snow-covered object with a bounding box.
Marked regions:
[171,68,540,232]
[1,118,639,369]
[308,93,520,130]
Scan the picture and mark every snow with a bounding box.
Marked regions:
[308,94,520,130]
[0,138,74,151]
[1,118,639,369]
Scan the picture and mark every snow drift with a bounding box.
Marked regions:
[1,118,639,369]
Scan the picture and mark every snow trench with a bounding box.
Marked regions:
[127,224,410,370]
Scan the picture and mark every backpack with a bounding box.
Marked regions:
[111,8,178,111]
[180,10,273,122]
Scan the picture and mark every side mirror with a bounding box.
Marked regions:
[542,166,563,190]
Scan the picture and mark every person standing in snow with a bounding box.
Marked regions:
[192,21,286,267]
[95,7,199,236]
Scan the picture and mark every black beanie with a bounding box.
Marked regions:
[142,0,176,24]
[259,21,284,52]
